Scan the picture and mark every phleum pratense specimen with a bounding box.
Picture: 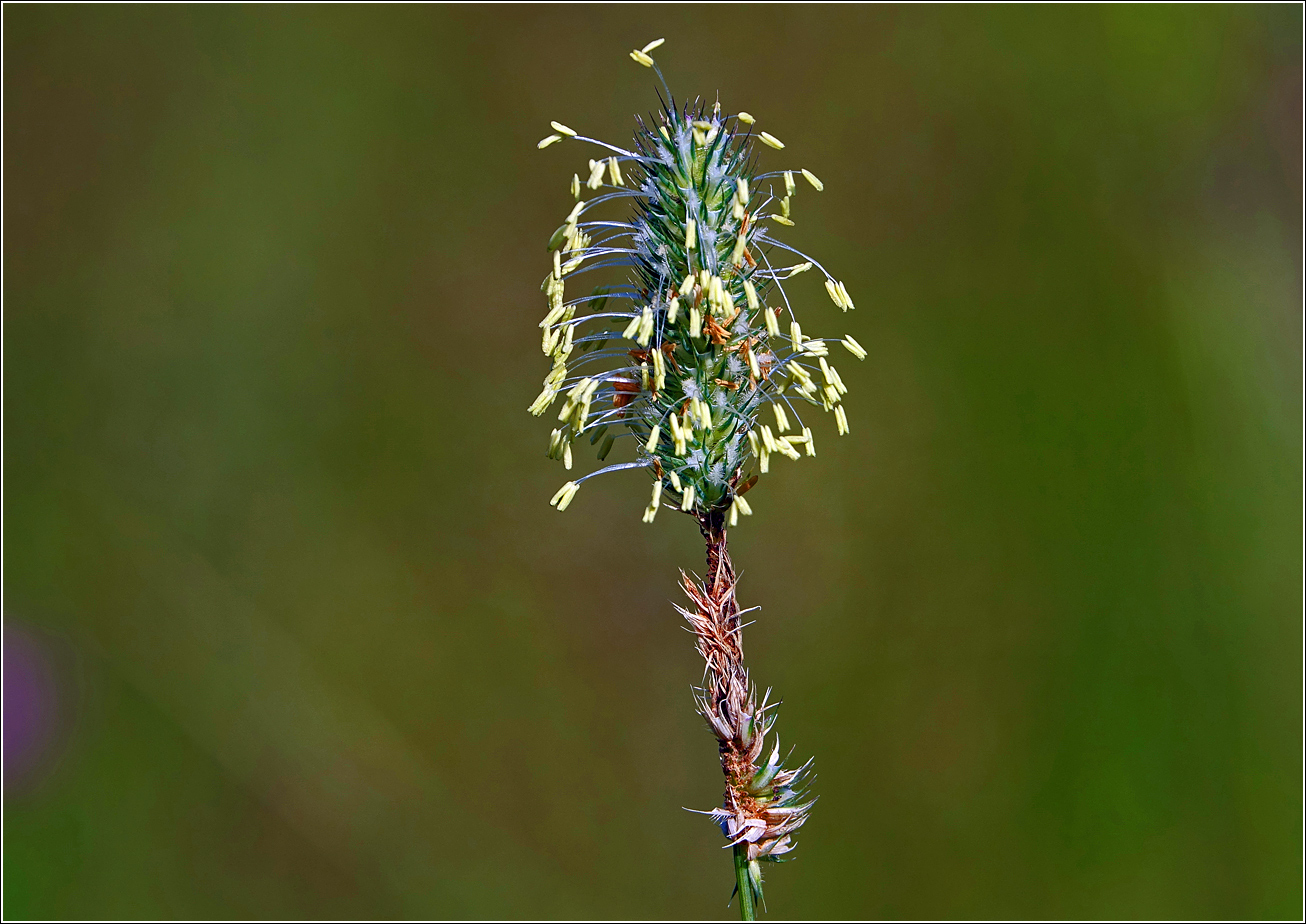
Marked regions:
[530,39,862,919]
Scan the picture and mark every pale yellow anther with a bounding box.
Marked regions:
[759,131,785,149]
[801,168,824,191]
[553,249,562,280]
[608,157,624,186]
[788,262,813,278]
[563,441,573,470]
[528,386,555,416]
[737,111,755,125]
[841,335,866,360]
[825,278,844,308]
[734,494,753,516]
[636,306,654,346]
[685,217,697,250]
[680,274,696,297]
[550,481,579,510]
[680,484,695,511]
[837,281,855,310]
[747,345,760,379]
[744,279,759,311]
[781,196,791,218]
[642,38,665,53]
[731,231,752,267]
[785,171,796,197]
[689,306,702,339]
[538,134,563,149]
[571,174,580,198]
[803,427,815,456]
[550,121,577,137]
[790,321,803,347]
[835,405,849,435]
[646,424,661,452]
[623,313,643,340]
[774,403,790,433]
[567,201,584,223]
[819,356,833,385]
[642,480,663,523]
[630,49,654,67]
[667,296,680,324]
[736,178,749,203]
[669,470,681,490]
[539,304,564,329]
[770,214,794,226]
[764,306,780,336]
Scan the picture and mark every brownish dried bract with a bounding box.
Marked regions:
[677,518,815,870]
[611,377,641,409]
[704,315,732,345]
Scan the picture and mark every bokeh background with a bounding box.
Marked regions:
[4,4,1301,920]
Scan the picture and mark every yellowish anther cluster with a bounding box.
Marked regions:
[642,480,663,523]
[630,37,663,67]
[728,493,753,526]
[558,376,599,434]
[550,480,579,511]
[669,410,688,455]
[759,131,785,150]
[824,278,855,311]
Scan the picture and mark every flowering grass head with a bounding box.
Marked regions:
[530,39,864,529]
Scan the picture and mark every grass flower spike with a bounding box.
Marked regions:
[529,39,863,919]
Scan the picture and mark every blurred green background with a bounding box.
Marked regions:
[3,4,1301,920]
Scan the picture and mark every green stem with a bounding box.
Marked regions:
[733,844,756,920]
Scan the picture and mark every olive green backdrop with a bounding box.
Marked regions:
[3,4,1301,920]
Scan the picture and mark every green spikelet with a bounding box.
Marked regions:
[529,40,863,524]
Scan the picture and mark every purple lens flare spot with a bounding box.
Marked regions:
[4,626,60,786]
